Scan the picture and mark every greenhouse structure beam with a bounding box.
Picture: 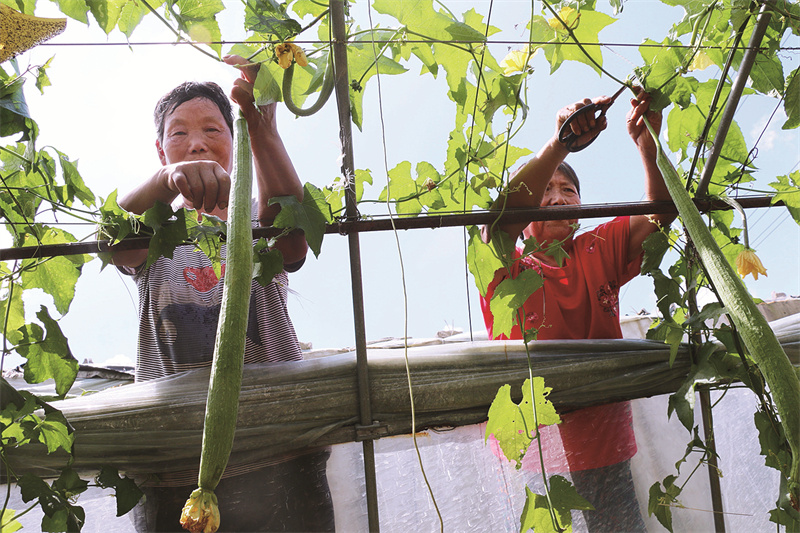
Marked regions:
[696,2,773,198]
[688,4,773,528]
[329,1,380,530]
[0,196,783,262]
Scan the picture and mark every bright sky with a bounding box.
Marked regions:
[6,1,799,369]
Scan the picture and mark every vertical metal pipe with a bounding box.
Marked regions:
[691,5,772,528]
[685,236,725,531]
[328,1,380,530]
[696,2,772,197]
[699,386,726,532]
[686,238,725,531]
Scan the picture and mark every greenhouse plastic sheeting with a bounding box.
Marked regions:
[6,338,702,477]
[4,313,799,532]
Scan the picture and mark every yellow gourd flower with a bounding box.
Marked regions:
[500,49,532,76]
[0,5,67,63]
[720,195,766,281]
[689,51,714,72]
[275,41,308,69]
[548,6,579,32]
[736,248,767,280]
[180,488,220,533]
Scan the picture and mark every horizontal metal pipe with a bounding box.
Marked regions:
[0,195,781,261]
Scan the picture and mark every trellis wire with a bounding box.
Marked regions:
[37,40,799,51]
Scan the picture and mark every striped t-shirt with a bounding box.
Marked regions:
[118,225,307,485]
[119,236,302,382]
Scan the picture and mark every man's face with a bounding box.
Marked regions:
[523,171,581,245]
[156,97,233,173]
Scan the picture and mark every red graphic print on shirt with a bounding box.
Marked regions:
[596,281,619,317]
[184,265,226,293]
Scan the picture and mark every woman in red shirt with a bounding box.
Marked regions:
[481,88,675,532]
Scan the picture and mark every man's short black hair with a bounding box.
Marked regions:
[557,161,580,197]
[154,81,234,142]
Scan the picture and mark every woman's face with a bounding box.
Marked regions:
[156,97,233,173]
[523,170,581,245]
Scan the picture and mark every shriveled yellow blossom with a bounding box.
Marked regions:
[275,42,308,69]
[736,248,767,280]
[548,6,579,32]
[180,488,220,533]
[500,49,531,76]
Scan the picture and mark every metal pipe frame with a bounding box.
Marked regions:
[695,2,773,198]
[0,196,783,261]
[328,1,380,530]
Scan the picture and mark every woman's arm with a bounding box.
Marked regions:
[625,89,676,262]
[483,95,611,243]
[225,55,308,266]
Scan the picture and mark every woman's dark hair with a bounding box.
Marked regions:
[510,159,581,198]
[557,161,580,197]
[154,81,234,142]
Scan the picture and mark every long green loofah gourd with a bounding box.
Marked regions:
[644,118,800,511]
[180,114,254,533]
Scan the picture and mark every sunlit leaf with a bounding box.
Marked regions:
[379,161,418,214]
[485,377,560,468]
[0,508,23,533]
[19,227,89,315]
[15,306,78,398]
[270,182,333,257]
[638,37,690,111]
[253,60,283,106]
[489,268,543,338]
[520,475,593,533]
[117,0,162,38]
[347,44,407,130]
[783,68,799,130]
[466,225,503,297]
[749,53,784,96]
[0,277,26,345]
[373,0,485,43]
[542,9,616,75]
[186,212,225,277]
[769,172,800,223]
[520,487,568,533]
[291,0,328,19]
[87,0,125,35]
[36,412,74,454]
[378,161,446,215]
[51,0,90,24]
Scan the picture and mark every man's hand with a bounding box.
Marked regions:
[160,160,231,214]
[626,87,662,159]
